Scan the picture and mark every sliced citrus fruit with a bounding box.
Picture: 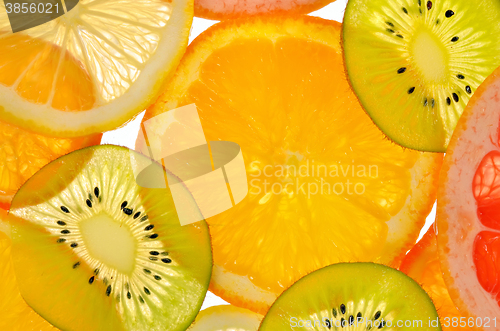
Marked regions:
[343,0,500,152]
[194,0,334,20]
[138,15,443,314]
[400,226,471,330]
[0,0,193,137]
[437,65,500,321]
[0,210,58,331]
[188,305,262,330]
[0,120,102,210]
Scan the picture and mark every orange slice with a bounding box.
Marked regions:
[139,15,443,313]
[0,119,101,211]
[0,210,58,331]
[400,226,475,330]
[194,0,334,20]
[437,65,500,320]
[0,0,193,137]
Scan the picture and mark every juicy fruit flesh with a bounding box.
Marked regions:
[0,0,192,137]
[260,263,441,330]
[9,145,212,331]
[0,120,101,210]
[411,27,447,84]
[400,227,465,330]
[79,213,136,275]
[472,137,500,305]
[141,16,442,312]
[0,35,95,111]
[343,0,500,152]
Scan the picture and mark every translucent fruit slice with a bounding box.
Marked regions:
[343,0,500,152]
[9,145,212,331]
[0,209,58,331]
[188,305,262,330]
[139,16,443,313]
[0,0,193,137]
[260,263,441,330]
[194,0,334,20]
[437,65,500,320]
[400,227,473,330]
[0,120,102,210]
[0,34,101,209]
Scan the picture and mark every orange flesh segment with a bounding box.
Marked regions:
[400,227,463,329]
[472,148,500,304]
[473,231,500,306]
[473,150,500,230]
[0,35,95,112]
[0,121,102,210]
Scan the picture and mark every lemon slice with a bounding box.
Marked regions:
[0,0,193,137]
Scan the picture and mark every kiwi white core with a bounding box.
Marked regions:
[79,213,136,274]
[411,28,447,84]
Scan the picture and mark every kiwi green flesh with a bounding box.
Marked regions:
[343,0,500,152]
[259,263,441,330]
[9,145,212,331]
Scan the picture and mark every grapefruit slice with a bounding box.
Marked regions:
[437,65,500,321]
[194,0,334,20]
[139,16,443,313]
[0,0,193,137]
[0,210,58,331]
[400,226,473,330]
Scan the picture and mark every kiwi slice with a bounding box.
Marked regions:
[8,145,212,331]
[343,0,500,152]
[260,263,441,330]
